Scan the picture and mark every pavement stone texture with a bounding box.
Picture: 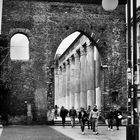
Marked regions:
[0,125,140,140]
[0,125,73,140]
[50,125,126,140]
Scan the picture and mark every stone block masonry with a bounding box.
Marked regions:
[1,0,127,124]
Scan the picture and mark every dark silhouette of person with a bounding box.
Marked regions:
[69,106,77,127]
[54,105,58,119]
[106,109,114,131]
[114,108,122,130]
[60,106,68,127]
[86,105,92,129]
[78,107,87,135]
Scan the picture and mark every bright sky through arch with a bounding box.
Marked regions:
[55,31,81,56]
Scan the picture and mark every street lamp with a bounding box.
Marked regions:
[102,0,118,11]
[102,0,139,140]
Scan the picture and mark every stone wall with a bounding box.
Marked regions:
[1,0,127,123]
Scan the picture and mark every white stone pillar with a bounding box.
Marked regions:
[62,64,66,107]
[69,56,75,108]
[54,67,59,106]
[58,67,62,108]
[74,51,80,110]
[80,46,87,109]
[95,47,102,111]
[86,43,95,108]
[66,60,70,110]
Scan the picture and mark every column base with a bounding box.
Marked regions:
[96,87,101,111]
[87,90,94,108]
[75,92,80,110]
[80,91,87,109]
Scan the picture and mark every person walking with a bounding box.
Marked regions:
[69,106,77,127]
[60,106,68,127]
[54,105,58,119]
[78,107,87,135]
[89,105,99,135]
[86,105,92,129]
[114,108,122,130]
[106,109,114,131]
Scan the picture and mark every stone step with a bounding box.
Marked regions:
[52,117,106,126]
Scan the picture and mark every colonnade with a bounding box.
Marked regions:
[54,42,102,110]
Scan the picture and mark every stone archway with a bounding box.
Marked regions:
[54,31,102,111]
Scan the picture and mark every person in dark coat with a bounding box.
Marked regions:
[78,107,88,135]
[86,105,92,129]
[60,106,68,127]
[54,105,58,119]
[106,109,114,131]
[114,109,122,130]
[69,106,77,127]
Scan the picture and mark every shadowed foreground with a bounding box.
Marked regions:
[0,125,73,140]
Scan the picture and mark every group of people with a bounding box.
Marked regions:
[105,108,122,131]
[54,105,122,135]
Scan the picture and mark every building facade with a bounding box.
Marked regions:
[0,0,127,124]
[55,33,102,110]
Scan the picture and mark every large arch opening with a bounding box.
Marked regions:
[54,31,102,111]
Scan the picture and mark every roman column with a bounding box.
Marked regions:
[58,66,62,108]
[74,50,80,110]
[65,59,70,110]
[80,45,87,109]
[69,56,75,108]
[86,42,95,108]
[62,63,66,107]
[95,47,101,111]
[54,67,59,106]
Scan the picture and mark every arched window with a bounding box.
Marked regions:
[10,33,29,61]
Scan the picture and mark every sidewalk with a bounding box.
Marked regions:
[50,125,126,140]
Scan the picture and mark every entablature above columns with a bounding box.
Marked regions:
[58,34,96,66]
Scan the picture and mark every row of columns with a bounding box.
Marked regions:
[55,42,102,110]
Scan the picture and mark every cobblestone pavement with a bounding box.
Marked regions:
[0,125,73,140]
[0,125,140,140]
[50,125,139,140]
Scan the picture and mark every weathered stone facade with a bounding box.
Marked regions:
[1,0,127,124]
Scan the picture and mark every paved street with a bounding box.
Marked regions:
[0,125,73,140]
[0,125,140,140]
[51,125,126,140]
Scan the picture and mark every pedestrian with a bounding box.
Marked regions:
[78,107,88,135]
[60,106,68,127]
[54,105,58,119]
[106,109,114,131]
[86,105,92,129]
[89,105,99,135]
[114,108,122,130]
[69,106,77,127]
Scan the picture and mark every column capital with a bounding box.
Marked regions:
[62,63,66,71]
[80,45,86,56]
[86,40,92,46]
[86,44,95,52]
[74,50,80,58]
[66,59,70,65]
[58,66,62,74]
[69,56,74,65]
